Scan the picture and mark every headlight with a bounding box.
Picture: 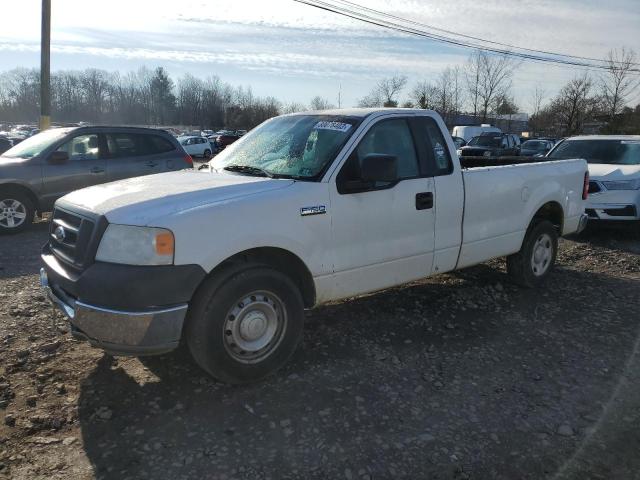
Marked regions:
[95,225,174,265]
[601,179,640,190]
[483,151,492,157]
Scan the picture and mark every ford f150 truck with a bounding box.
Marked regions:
[40,108,589,384]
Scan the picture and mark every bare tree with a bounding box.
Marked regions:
[601,47,639,129]
[281,102,307,114]
[465,50,483,117]
[410,80,438,109]
[551,73,597,136]
[529,84,546,134]
[477,52,516,122]
[358,75,408,108]
[309,96,335,110]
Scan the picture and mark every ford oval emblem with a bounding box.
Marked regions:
[53,225,66,242]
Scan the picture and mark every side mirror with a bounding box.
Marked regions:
[360,154,398,183]
[49,151,69,164]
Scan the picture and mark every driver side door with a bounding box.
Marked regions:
[327,116,436,300]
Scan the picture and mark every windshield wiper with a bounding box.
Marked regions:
[223,164,274,178]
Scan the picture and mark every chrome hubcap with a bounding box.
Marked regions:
[0,199,27,228]
[531,233,553,276]
[223,291,287,364]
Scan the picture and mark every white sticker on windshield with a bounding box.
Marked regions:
[313,121,352,132]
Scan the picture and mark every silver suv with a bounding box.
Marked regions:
[0,126,193,233]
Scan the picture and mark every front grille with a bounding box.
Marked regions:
[588,181,601,194]
[49,208,97,269]
[461,149,489,157]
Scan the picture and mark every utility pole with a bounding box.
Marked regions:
[40,0,51,130]
[337,83,342,109]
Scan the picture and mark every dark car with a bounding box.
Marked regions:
[458,133,520,157]
[520,139,553,157]
[214,132,241,152]
[452,136,466,149]
[0,126,193,233]
[0,137,12,155]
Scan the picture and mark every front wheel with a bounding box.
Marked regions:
[185,265,304,384]
[0,191,34,234]
[507,220,558,287]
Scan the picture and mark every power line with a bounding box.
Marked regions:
[293,0,640,75]
[331,0,640,67]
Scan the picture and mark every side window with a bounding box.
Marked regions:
[412,117,453,176]
[356,119,419,179]
[106,133,153,158]
[56,134,99,161]
[147,135,175,154]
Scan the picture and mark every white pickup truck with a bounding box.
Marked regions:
[40,108,589,383]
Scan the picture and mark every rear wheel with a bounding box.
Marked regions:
[203,149,212,159]
[186,265,304,384]
[0,191,34,234]
[507,220,558,287]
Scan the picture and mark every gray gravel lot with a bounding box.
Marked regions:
[1,221,640,480]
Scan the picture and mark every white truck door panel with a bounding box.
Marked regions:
[326,117,436,300]
[329,177,436,296]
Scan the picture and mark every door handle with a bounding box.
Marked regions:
[415,192,434,210]
[145,161,158,167]
[90,166,104,174]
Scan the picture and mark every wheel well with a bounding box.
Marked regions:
[532,201,563,233]
[211,247,316,308]
[0,184,39,212]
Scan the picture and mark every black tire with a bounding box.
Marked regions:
[507,220,558,288]
[0,189,34,235]
[203,149,212,159]
[185,264,304,384]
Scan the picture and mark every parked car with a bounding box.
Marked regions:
[235,129,247,136]
[520,139,554,157]
[214,132,241,151]
[547,135,640,223]
[40,108,588,383]
[202,129,214,137]
[0,126,193,233]
[451,136,466,149]
[0,136,12,154]
[452,124,501,142]
[178,135,213,158]
[458,133,520,157]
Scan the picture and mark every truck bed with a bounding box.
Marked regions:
[456,158,587,268]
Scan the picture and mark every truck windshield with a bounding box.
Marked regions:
[210,115,361,179]
[548,139,640,165]
[2,128,70,159]
[468,136,501,147]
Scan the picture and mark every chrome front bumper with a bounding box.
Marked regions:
[40,268,188,356]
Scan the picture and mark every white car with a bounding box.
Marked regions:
[41,108,588,383]
[547,135,640,223]
[178,135,212,158]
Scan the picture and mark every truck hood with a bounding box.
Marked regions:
[59,169,294,225]
[588,163,640,181]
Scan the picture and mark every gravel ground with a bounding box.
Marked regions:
[1,220,640,480]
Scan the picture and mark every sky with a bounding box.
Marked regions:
[1,0,639,112]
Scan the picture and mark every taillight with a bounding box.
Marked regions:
[582,171,589,200]
[184,153,193,167]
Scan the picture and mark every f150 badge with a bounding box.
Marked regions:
[300,205,326,216]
